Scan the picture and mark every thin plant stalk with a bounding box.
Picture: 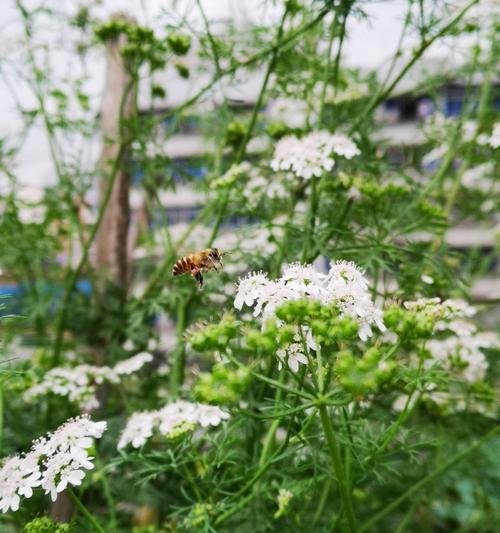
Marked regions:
[67,488,106,533]
[95,449,117,529]
[358,425,500,532]
[207,7,289,246]
[351,0,480,132]
[318,404,357,533]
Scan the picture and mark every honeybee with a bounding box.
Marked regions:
[172,248,226,288]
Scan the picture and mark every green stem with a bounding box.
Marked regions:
[52,72,136,366]
[142,12,329,299]
[215,410,318,527]
[301,174,318,264]
[95,450,117,529]
[67,488,106,533]
[226,351,314,400]
[313,478,332,525]
[365,359,423,466]
[169,297,190,397]
[317,11,338,127]
[0,379,3,454]
[52,143,125,366]
[182,462,203,501]
[153,8,330,128]
[214,438,288,526]
[359,425,500,533]
[351,0,479,132]
[318,404,357,533]
[394,499,418,533]
[207,8,289,246]
[259,370,286,465]
[330,2,351,103]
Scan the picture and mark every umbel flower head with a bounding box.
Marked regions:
[118,400,230,449]
[235,261,385,339]
[0,415,106,513]
[270,130,360,179]
[24,353,153,411]
[234,261,386,371]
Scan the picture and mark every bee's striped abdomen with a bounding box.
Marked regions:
[172,256,194,276]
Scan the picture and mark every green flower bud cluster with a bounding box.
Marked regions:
[285,0,303,15]
[174,62,190,79]
[210,163,249,189]
[23,517,70,533]
[245,322,296,354]
[267,121,290,140]
[358,180,410,199]
[94,19,130,42]
[194,364,251,404]
[166,421,196,439]
[121,27,167,71]
[151,84,166,99]
[417,199,446,222]
[189,315,239,352]
[275,299,359,344]
[335,348,395,395]
[185,502,213,528]
[167,33,192,55]
[384,305,435,340]
[470,382,495,404]
[274,488,294,518]
[94,22,169,71]
[225,120,247,148]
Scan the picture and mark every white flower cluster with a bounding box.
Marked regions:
[393,298,498,417]
[234,261,386,369]
[243,171,288,208]
[24,353,153,411]
[422,114,499,149]
[403,297,475,322]
[211,162,289,208]
[489,123,500,148]
[118,400,230,449]
[210,162,251,189]
[393,389,495,417]
[461,162,499,194]
[0,416,106,513]
[270,131,360,179]
[268,97,310,128]
[427,325,497,384]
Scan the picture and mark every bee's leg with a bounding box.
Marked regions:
[191,267,203,288]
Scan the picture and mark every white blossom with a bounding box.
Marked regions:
[234,261,386,370]
[243,173,288,207]
[489,123,500,148]
[114,352,153,375]
[234,272,271,311]
[277,342,309,372]
[270,131,360,180]
[427,329,498,384]
[461,163,498,193]
[0,416,106,512]
[0,455,41,512]
[25,355,153,410]
[118,401,229,449]
[267,97,310,128]
[403,297,475,324]
[421,144,448,167]
[117,411,156,449]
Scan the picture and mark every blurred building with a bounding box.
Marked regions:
[130,58,500,302]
